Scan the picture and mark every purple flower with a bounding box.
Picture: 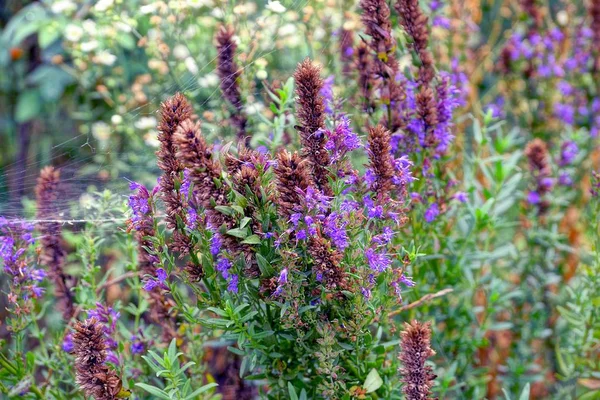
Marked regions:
[399,274,416,287]
[143,279,158,291]
[325,115,362,162]
[365,248,391,272]
[453,192,468,203]
[128,182,151,228]
[186,207,198,229]
[392,156,414,190]
[363,196,384,219]
[227,274,239,293]
[216,257,231,276]
[324,213,349,250]
[558,172,573,186]
[210,233,222,257]
[156,268,167,282]
[180,169,192,200]
[290,213,302,227]
[130,335,144,355]
[433,16,450,29]
[296,229,307,241]
[320,75,335,114]
[62,333,74,353]
[372,226,394,245]
[87,303,119,351]
[273,268,288,297]
[424,203,439,223]
[361,287,372,299]
[527,191,541,204]
[559,140,578,166]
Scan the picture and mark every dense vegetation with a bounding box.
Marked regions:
[1,0,599,399]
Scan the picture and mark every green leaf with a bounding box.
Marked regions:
[256,254,275,276]
[134,383,171,400]
[15,89,41,122]
[242,235,261,245]
[116,33,135,50]
[288,382,299,400]
[518,383,530,400]
[363,368,383,393]
[38,24,61,48]
[184,382,218,399]
[226,227,248,238]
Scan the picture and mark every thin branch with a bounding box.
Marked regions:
[389,288,454,317]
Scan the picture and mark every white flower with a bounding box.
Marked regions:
[82,20,97,35]
[116,21,133,33]
[245,102,265,115]
[80,40,99,52]
[184,57,199,75]
[64,24,84,42]
[144,130,161,147]
[51,0,76,14]
[211,8,224,18]
[79,193,94,209]
[94,0,114,12]
[111,114,123,125]
[198,73,219,88]
[95,51,117,66]
[278,23,296,36]
[92,122,111,141]
[557,10,568,26]
[186,0,214,8]
[140,3,158,14]
[266,0,286,13]
[256,70,268,80]
[134,116,157,130]
[173,44,190,60]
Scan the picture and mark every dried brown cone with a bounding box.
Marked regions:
[157,93,193,251]
[216,25,248,143]
[395,0,435,86]
[307,233,347,291]
[356,41,374,112]
[524,138,552,214]
[416,86,439,148]
[73,318,123,400]
[225,146,267,201]
[35,166,75,320]
[590,0,600,69]
[398,320,437,400]
[360,0,405,130]
[367,125,395,201]
[273,150,313,220]
[294,58,332,196]
[173,120,231,235]
[174,119,256,275]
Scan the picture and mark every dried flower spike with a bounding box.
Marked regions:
[524,138,552,214]
[360,0,404,130]
[216,25,248,143]
[395,0,435,85]
[294,58,332,196]
[157,93,194,252]
[274,150,314,219]
[35,166,75,320]
[367,125,394,200]
[73,318,123,400]
[398,320,436,400]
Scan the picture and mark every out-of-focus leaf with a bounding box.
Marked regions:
[15,89,42,122]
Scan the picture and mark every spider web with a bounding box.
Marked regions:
[0,0,336,236]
